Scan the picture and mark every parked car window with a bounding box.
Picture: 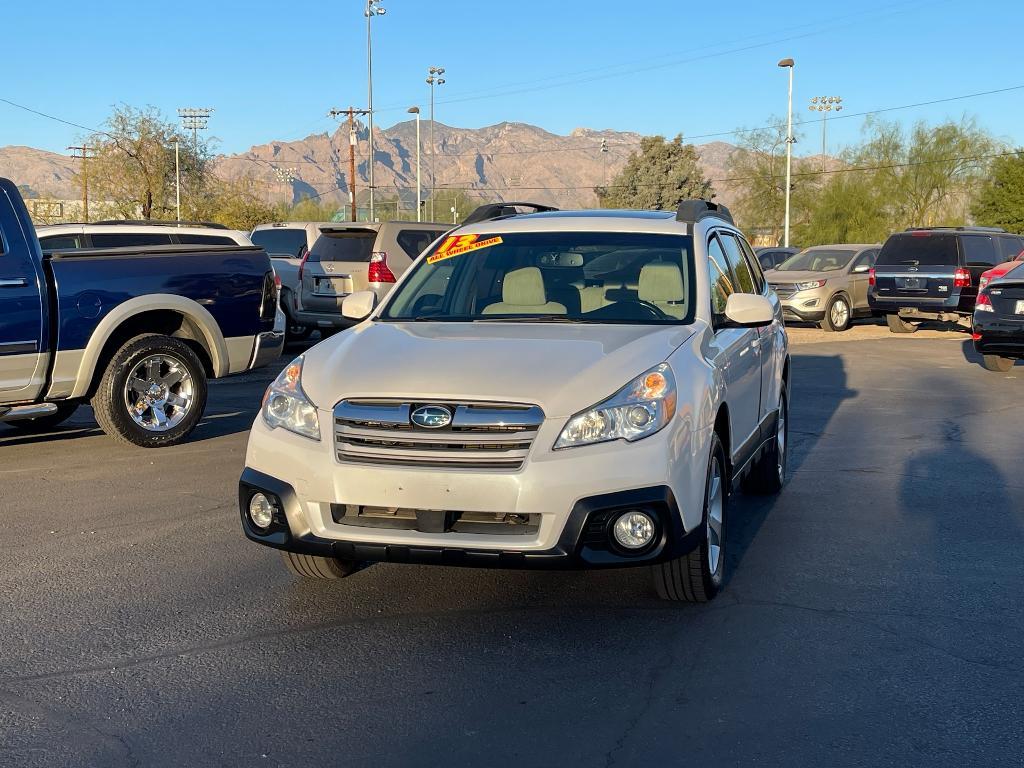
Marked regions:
[251,228,308,258]
[852,250,876,270]
[90,233,174,248]
[876,232,958,266]
[961,235,998,266]
[996,235,1024,262]
[707,236,734,315]
[759,254,774,271]
[719,233,756,293]
[312,230,377,262]
[38,234,82,250]
[176,234,239,246]
[397,229,447,260]
[777,248,856,272]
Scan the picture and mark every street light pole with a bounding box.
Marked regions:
[365,0,386,222]
[408,106,421,221]
[778,58,795,248]
[426,66,445,222]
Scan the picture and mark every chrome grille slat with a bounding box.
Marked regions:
[334,399,543,470]
[771,283,797,299]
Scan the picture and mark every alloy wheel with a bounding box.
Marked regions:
[707,456,724,575]
[123,355,194,432]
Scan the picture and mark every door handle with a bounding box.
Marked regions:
[0,277,28,288]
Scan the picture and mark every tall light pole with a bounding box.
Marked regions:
[365,0,386,222]
[426,66,445,222]
[177,107,213,152]
[274,166,298,206]
[809,96,842,173]
[170,136,181,222]
[407,106,422,221]
[778,58,795,247]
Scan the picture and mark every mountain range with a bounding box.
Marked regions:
[0,121,741,212]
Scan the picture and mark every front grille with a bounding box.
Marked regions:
[331,504,539,535]
[771,283,797,300]
[334,399,544,470]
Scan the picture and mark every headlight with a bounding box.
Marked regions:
[262,356,320,440]
[554,364,677,449]
[795,280,826,291]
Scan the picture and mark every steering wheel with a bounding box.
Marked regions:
[633,298,669,319]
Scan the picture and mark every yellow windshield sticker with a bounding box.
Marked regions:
[427,234,503,264]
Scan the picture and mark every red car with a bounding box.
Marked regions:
[980,252,1024,289]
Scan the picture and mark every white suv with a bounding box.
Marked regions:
[239,201,790,602]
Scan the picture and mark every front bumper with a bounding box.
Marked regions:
[239,468,699,569]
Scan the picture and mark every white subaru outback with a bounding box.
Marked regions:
[239,201,790,602]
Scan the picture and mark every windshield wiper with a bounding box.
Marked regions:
[473,314,589,323]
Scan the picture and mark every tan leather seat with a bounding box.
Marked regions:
[482,267,567,315]
[638,263,687,319]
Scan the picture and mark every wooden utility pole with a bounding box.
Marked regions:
[67,145,95,222]
[330,107,369,221]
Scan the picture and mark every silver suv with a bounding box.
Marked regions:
[293,222,448,335]
[239,201,791,602]
[765,244,879,331]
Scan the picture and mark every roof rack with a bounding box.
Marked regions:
[462,202,558,225]
[91,219,230,230]
[904,226,1006,233]
[675,199,733,225]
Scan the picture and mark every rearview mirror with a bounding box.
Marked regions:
[342,290,377,321]
[852,264,871,274]
[723,293,774,327]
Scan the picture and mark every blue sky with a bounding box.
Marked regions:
[3,0,1023,156]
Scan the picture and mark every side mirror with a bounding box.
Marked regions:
[852,264,871,274]
[723,293,774,328]
[342,290,377,321]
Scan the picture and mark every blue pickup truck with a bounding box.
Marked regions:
[0,177,283,446]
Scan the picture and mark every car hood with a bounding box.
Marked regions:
[298,321,700,418]
[765,269,839,284]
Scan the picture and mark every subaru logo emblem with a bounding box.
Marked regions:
[410,405,452,429]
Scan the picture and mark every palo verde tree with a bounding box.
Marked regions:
[971,150,1024,232]
[595,135,713,210]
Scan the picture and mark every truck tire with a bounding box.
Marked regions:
[820,295,852,332]
[886,314,918,334]
[651,432,728,603]
[982,354,1014,372]
[743,383,788,495]
[281,551,358,579]
[91,334,208,448]
[7,402,79,431]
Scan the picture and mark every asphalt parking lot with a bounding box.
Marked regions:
[1,330,1022,767]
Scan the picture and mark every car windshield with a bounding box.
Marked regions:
[380,231,696,324]
[776,248,856,272]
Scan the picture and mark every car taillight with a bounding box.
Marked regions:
[868,267,876,287]
[954,267,971,288]
[368,251,396,283]
[274,273,282,297]
[975,292,994,313]
[298,250,311,284]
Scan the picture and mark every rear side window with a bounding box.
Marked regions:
[312,231,377,262]
[39,234,82,250]
[90,233,174,248]
[251,228,308,257]
[996,236,1024,262]
[397,229,446,260]
[176,234,238,246]
[960,235,998,266]
[876,233,959,266]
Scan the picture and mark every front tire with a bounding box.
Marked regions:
[886,314,919,334]
[281,551,358,579]
[91,334,208,447]
[983,354,1014,372]
[820,295,852,332]
[651,432,728,603]
[6,402,79,431]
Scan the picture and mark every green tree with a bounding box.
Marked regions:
[971,151,1024,232]
[192,175,276,231]
[282,196,343,222]
[595,135,712,210]
[793,171,890,245]
[84,105,209,220]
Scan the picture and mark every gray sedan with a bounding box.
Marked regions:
[765,244,880,331]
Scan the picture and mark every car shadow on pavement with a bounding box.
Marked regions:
[725,352,856,586]
[959,338,1020,370]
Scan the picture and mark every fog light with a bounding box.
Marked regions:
[249,493,276,529]
[612,510,655,550]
